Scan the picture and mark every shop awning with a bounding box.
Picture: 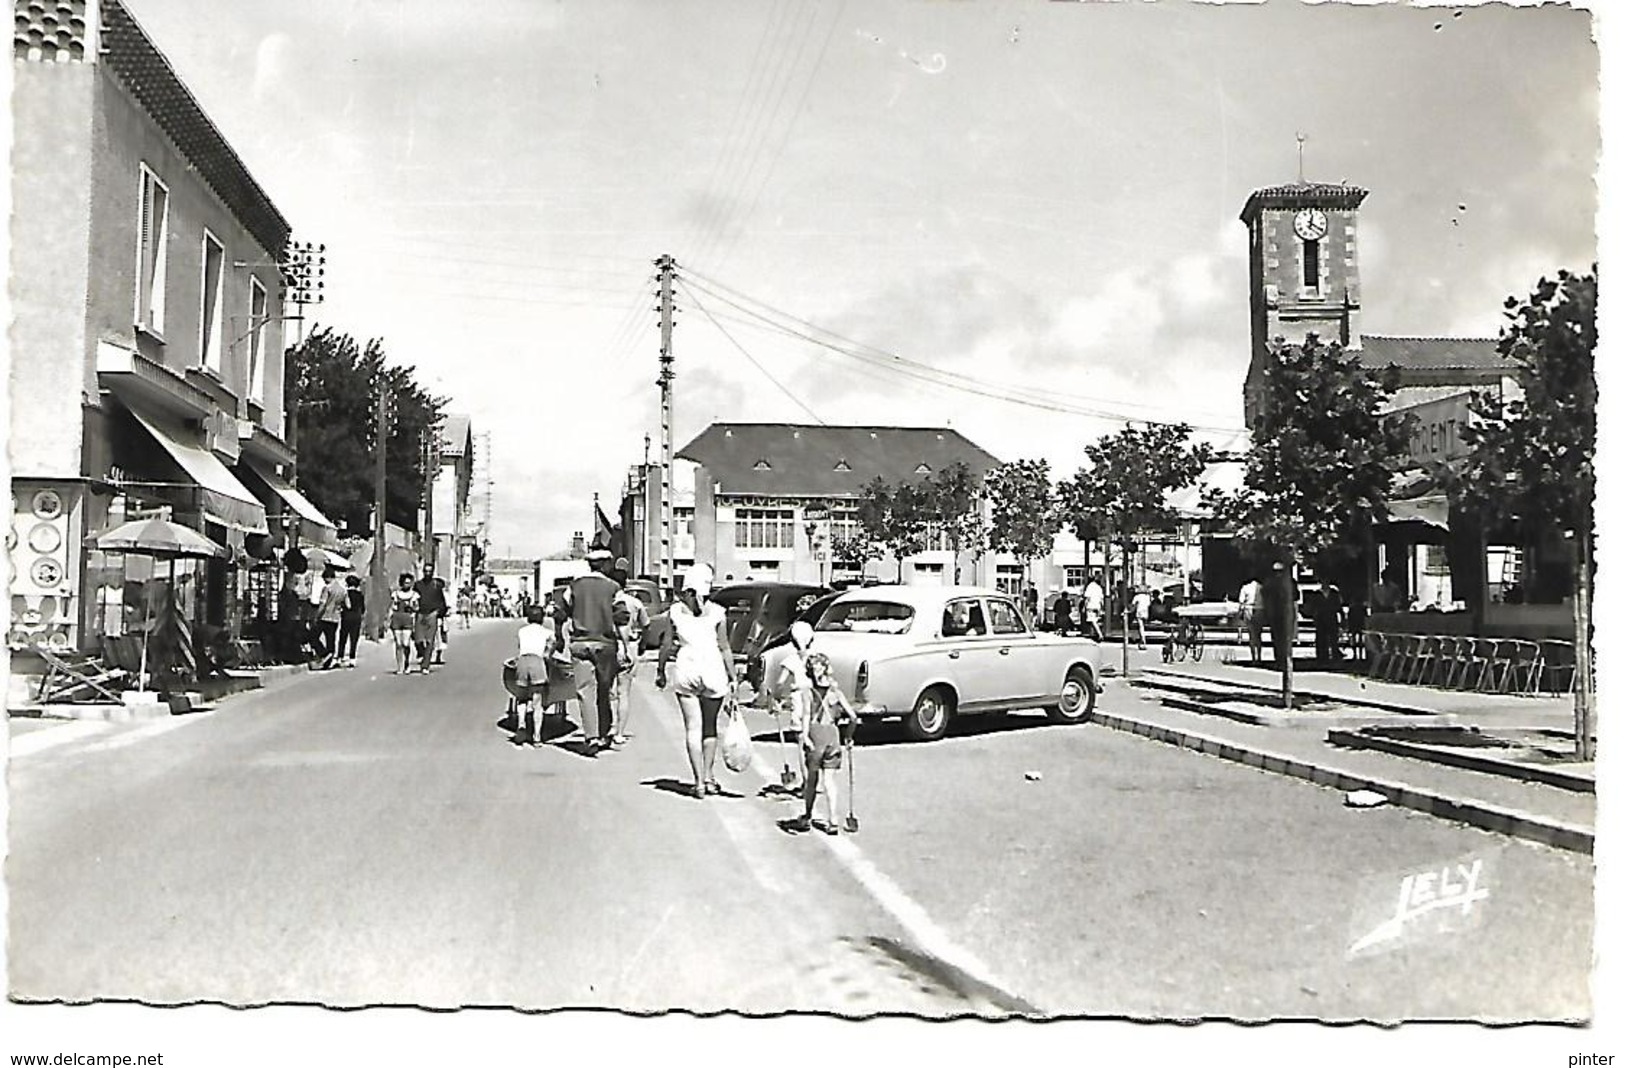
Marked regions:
[240,458,339,548]
[128,408,269,534]
[1386,494,1450,529]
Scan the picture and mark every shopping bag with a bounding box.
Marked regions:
[720,700,754,773]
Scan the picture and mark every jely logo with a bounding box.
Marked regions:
[1347,857,1490,957]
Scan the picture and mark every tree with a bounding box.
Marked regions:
[1061,423,1215,676]
[923,461,985,583]
[855,477,930,581]
[286,328,445,535]
[1208,333,1412,706]
[985,459,1060,590]
[1449,267,1596,758]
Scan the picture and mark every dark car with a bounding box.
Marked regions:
[707,582,829,684]
[622,578,671,652]
[744,589,844,690]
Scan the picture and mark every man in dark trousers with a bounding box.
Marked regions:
[1261,560,1298,670]
[565,549,630,755]
[413,572,448,673]
[1052,589,1073,635]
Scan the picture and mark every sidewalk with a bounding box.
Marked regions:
[1090,644,1594,854]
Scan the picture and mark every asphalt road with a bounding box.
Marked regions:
[6,619,1594,1020]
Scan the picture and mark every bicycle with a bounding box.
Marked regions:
[1161,618,1205,662]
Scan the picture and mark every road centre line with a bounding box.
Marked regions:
[741,733,1041,1015]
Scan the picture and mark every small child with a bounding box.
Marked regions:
[781,651,857,836]
[513,605,553,744]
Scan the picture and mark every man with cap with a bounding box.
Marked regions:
[564,548,630,754]
[610,556,648,747]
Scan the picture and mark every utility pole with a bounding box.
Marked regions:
[655,254,677,590]
[369,384,390,638]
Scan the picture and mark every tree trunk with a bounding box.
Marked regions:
[1120,536,1132,679]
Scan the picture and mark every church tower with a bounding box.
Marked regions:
[1240,181,1368,427]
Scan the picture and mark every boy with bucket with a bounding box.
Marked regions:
[779,651,859,837]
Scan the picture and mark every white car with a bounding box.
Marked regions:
[809,585,1103,742]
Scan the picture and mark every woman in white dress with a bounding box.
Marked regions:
[655,563,737,799]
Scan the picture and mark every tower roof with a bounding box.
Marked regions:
[1240,182,1369,223]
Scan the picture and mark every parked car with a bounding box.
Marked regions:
[707,582,829,677]
[622,578,671,652]
[746,589,844,691]
[809,584,1102,742]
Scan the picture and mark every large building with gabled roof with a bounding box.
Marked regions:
[620,423,1005,589]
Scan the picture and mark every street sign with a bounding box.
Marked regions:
[803,505,829,521]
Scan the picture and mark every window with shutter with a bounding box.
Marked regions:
[136,165,169,336]
[199,230,225,372]
[248,277,268,402]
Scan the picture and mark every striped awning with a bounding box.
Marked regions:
[240,458,339,547]
[127,409,269,534]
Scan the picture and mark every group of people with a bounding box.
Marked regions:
[270,561,367,670]
[506,553,857,835]
[387,572,453,674]
[1049,572,1107,641]
[1235,566,1368,665]
[508,550,646,754]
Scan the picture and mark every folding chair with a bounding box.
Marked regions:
[1383,633,1415,682]
[34,645,128,703]
[1435,635,1468,689]
[1537,640,1577,694]
[1365,630,1391,679]
[1472,638,1509,692]
[1404,635,1434,685]
[1495,639,1543,695]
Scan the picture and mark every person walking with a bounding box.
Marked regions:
[389,573,419,674]
[656,563,736,798]
[337,573,365,667]
[1082,572,1106,642]
[564,549,630,754]
[1052,589,1073,636]
[1130,586,1152,650]
[513,604,556,744]
[779,651,858,836]
[432,576,452,665]
[412,573,446,674]
[1238,575,1263,663]
[315,565,347,669]
[610,557,648,747]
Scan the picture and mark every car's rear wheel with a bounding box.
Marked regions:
[904,686,953,742]
[1046,667,1097,724]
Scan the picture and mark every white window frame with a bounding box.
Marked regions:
[135,164,169,337]
[198,228,226,374]
[735,508,794,550]
[1063,565,1087,588]
[247,276,269,403]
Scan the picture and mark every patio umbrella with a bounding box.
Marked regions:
[302,546,354,572]
[88,518,226,690]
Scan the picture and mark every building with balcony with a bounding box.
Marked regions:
[8,0,332,676]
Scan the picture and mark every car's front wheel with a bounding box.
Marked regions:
[1046,667,1097,724]
[904,686,953,742]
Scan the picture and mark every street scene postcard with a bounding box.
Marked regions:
[2,0,1616,1065]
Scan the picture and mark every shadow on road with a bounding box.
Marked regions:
[850,712,1075,748]
[640,777,704,799]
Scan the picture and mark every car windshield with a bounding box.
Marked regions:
[815,600,915,635]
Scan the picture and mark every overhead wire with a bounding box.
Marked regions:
[676,276,827,426]
[676,267,1245,433]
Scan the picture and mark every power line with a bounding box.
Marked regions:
[677,267,1245,433]
[676,278,827,426]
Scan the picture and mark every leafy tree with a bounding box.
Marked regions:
[855,477,930,581]
[923,461,985,583]
[286,327,445,535]
[1062,424,1214,674]
[1448,267,1596,757]
[985,459,1060,588]
[1207,333,1412,706]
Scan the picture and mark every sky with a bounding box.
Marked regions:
[114,0,1603,559]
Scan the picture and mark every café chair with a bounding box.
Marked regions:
[1365,630,1391,679]
[1495,639,1543,695]
[1454,637,1495,691]
[1435,635,1471,689]
[1536,639,1578,694]
[1408,634,1444,685]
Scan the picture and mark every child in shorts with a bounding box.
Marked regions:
[780,651,857,836]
